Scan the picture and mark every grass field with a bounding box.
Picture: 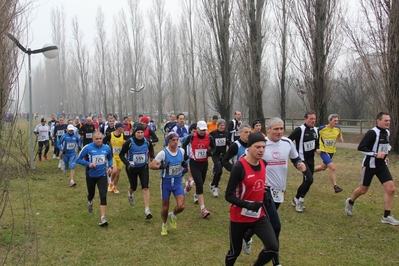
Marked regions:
[1,123,399,265]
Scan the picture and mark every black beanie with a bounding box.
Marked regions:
[247,132,266,147]
[134,124,146,134]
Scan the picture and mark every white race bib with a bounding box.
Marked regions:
[304,140,315,152]
[324,139,335,146]
[124,131,130,136]
[378,143,390,154]
[195,149,207,159]
[270,188,285,203]
[57,130,64,136]
[168,165,182,176]
[133,154,146,163]
[113,146,122,155]
[92,155,105,165]
[67,143,75,149]
[215,138,226,147]
[240,205,261,218]
[86,133,93,138]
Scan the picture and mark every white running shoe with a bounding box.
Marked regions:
[212,187,219,197]
[345,198,353,216]
[127,191,134,206]
[381,215,399,226]
[99,216,108,227]
[295,199,304,213]
[242,238,252,255]
[209,182,215,193]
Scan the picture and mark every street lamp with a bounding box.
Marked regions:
[7,33,59,169]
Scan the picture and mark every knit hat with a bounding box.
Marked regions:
[247,132,266,147]
[134,124,146,134]
[217,119,226,126]
[252,119,261,129]
[140,116,149,124]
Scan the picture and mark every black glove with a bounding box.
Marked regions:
[264,191,273,207]
[207,150,213,157]
[181,161,188,168]
[127,162,135,172]
[184,155,189,161]
[62,150,67,155]
[246,201,263,212]
[159,161,170,169]
[78,146,82,152]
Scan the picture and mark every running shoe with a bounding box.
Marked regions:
[291,197,298,207]
[381,215,399,226]
[145,210,153,220]
[201,208,210,218]
[169,212,177,229]
[127,191,135,206]
[38,158,42,162]
[161,224,168,236]
[194,194,198,204]
[44,155,48,160]
[108,183,114,192]
[295,198,304,213]
[334,185,343,193]
[212,187,219,197]
[185,176,194,193]
[209,182,215,193]
[345,198,353,216]
[53,154,57,159]
[69,180,77,187]
[242,238,252,255]
[99,216,108,227]
[112,186,120,194]
[87,201,93,213]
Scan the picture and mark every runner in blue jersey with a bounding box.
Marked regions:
[222,124,251,172]
[75,131,113,227]
[150,132,186,236]
[58,124,80,187]
[171,113,190,146]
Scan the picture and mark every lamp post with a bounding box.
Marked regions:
[7,33,59,169]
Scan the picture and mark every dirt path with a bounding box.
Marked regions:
[336,142,357,150]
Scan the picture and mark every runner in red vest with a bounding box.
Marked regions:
[140,116,159,145]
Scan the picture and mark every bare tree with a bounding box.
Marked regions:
[94,7,109,115]
[148,0,167,127]
[71,16,89,115]
[290,0,343,125]
[235,0,267,125]
[199,0,233,120]
[345,0,399,150]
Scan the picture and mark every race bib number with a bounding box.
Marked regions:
[67,143,75,149]
[57,130,64,136]
[168,165,182,176]
[271,188,285,203]
[92,155,105,165]
[133,154,146,163]
[215,138,226,147]
[241,205,261,219]
[86,133,93,138]
[124,131,130,136]
[40,135,47,140]
[195,149,207,159]
[113,146,122,154]
[304,140,315,152]
[324,139,335,146]
[378,143,390,154]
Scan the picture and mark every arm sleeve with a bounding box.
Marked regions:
[75,146,90,167]
[119,139,131,166]
[148,141,155,159]
[288,127,301,142]
[225,162,250,208]
[103,134,110,144]
[150,130,159,143]
[222,143,238,172]
[182,135,191,159]
[358,130,376,156]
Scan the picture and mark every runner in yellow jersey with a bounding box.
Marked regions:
[314,114,344,193]
[103,122,128,193]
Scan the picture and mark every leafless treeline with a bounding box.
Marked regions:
[7,0,399,149]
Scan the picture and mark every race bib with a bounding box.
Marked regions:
[168,165,182,176]
[92,155,105,165]
[57,130,64,136]
[86,133,93,138]
[378,143,390,154]
[271,188,285,203]
[67,143,75,149]
[40,135,47,140]
[241,205,261,218]
[215,138,226,147]
[324,139,335,146]
[195,149,207,159]
[133,154,146,163]
[304,140,315,152]
[113,146,122,154]
[124,131,130,136]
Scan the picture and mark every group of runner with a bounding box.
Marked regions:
[33,110,398,266]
